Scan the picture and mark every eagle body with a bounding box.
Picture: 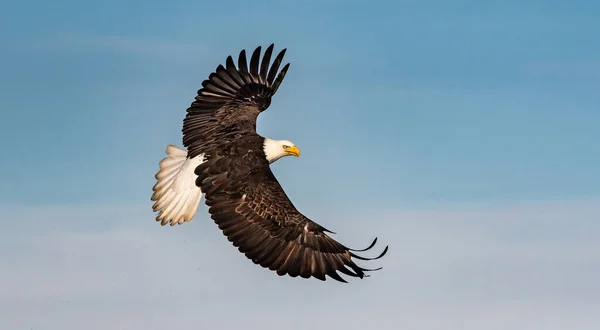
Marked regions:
[152,44,387,282]
[151,136,292,226]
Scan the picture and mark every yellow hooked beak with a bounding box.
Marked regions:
[286,145,301,157]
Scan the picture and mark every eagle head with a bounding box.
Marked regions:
[263,138,300,163]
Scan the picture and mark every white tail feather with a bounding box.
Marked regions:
[151,145,205,226]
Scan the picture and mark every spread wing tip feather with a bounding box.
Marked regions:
[182,44,290,157]
[241,232,388,283]
[206,209,389,284]
[187,43,290,113]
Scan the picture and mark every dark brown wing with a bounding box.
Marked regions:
[195,139,388,283]
[182,44,290,159]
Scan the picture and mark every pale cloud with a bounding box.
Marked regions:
[2,199,599,330]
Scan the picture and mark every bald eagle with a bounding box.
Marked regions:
[151,44,388,282]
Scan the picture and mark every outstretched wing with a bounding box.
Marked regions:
[182,44,290,159]
[195,145,388,283]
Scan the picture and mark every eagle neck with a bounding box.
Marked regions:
[263,138,283,164]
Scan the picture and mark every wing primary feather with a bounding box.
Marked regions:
[238,50,249,73]
[246,237,278,262]
[299,248,314,279]
[271,63,290,95]
[224,56,245,86]
[259,44,274,84]
[259,240,286,268]
[312,253,327,281]
[236,49,254,86]
[347,237,379,252]
[201,81,232,97]
[205,72,233,94]
[286,245,305,278]
[327,270,348,283]
[270,241,294,273]
[249,46,261,79]
[336,265,362,278]
[350,245,389,261]
[214,66,241,91]
[267,49,286,85]
[278,243,300,276]
[359,265,384,272]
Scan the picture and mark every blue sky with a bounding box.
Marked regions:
[1,1,599,329]
[2,0,600,207]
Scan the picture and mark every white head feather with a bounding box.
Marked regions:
[263,138,300,163]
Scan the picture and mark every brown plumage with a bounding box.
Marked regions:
[180,44,388,282]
